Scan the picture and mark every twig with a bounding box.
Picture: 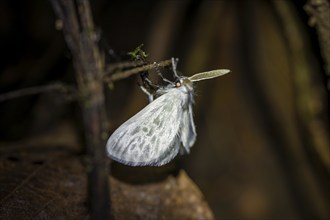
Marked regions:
[0,59,172,103]
[0,83,75,102]
[105,60,145,75]
[105,59,172,83]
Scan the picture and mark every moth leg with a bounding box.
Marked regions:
[139,71,159,102]
[153,62,174,85]
[139,84,154,102]
[143,76,159,89]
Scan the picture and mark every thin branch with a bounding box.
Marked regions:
[0,83,75,102]
[105,60,145,74]
[105,59,172,83]
[0,59,171,102]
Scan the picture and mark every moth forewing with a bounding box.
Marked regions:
[106,88,185,166]
[188,69,230,82]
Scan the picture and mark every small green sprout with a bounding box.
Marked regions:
[128,44,148,61]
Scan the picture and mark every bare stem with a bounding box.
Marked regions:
[0,59,172,103]
[105,60,145,75]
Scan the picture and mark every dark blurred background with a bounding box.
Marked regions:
[0,0,329,219]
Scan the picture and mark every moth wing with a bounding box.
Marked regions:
[180,104,196,154]
[106,89,184,166]
[148,135,181,166]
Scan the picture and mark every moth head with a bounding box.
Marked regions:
[174,77,193,92]
[175,79,182,88]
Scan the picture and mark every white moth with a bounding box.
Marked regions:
[106,60,230,166]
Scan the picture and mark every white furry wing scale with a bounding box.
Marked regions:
[106,88,186,166]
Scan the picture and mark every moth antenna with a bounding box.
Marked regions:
[171,57,180,79]
[188,69,230,82]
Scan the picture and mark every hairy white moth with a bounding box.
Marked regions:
[106,59,230,166]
